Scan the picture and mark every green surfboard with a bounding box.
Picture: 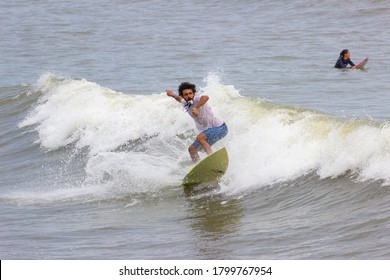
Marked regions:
[182,147,229,187]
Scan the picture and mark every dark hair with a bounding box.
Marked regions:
[339,49,349,58]
[178,82,196,96]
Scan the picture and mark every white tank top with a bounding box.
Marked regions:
[181,95,224,132]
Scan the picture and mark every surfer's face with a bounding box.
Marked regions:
[182,89,195,101]
[344,51,351,59]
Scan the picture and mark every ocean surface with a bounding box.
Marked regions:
[1,0,390,259]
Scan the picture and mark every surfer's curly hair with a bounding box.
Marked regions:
[178,82,196,96]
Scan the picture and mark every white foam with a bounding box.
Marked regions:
[19,73,192,154]
[18,73,390,196]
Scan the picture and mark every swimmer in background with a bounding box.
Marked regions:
[335,49,356,69]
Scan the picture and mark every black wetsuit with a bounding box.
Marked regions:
[334,57,355,68]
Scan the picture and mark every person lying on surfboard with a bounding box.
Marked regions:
[334,49,356,69]
[166,82,228,163]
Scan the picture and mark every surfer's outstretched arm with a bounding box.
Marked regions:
[166,89,182,103]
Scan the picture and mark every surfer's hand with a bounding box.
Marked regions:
[192,107,199,116]
[166,90,182,103]
[166,89,174,97]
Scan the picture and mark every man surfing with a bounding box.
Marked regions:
[166,82,228,163]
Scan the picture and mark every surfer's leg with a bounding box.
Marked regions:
[188,144,200,163]
[196,132,212,155]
